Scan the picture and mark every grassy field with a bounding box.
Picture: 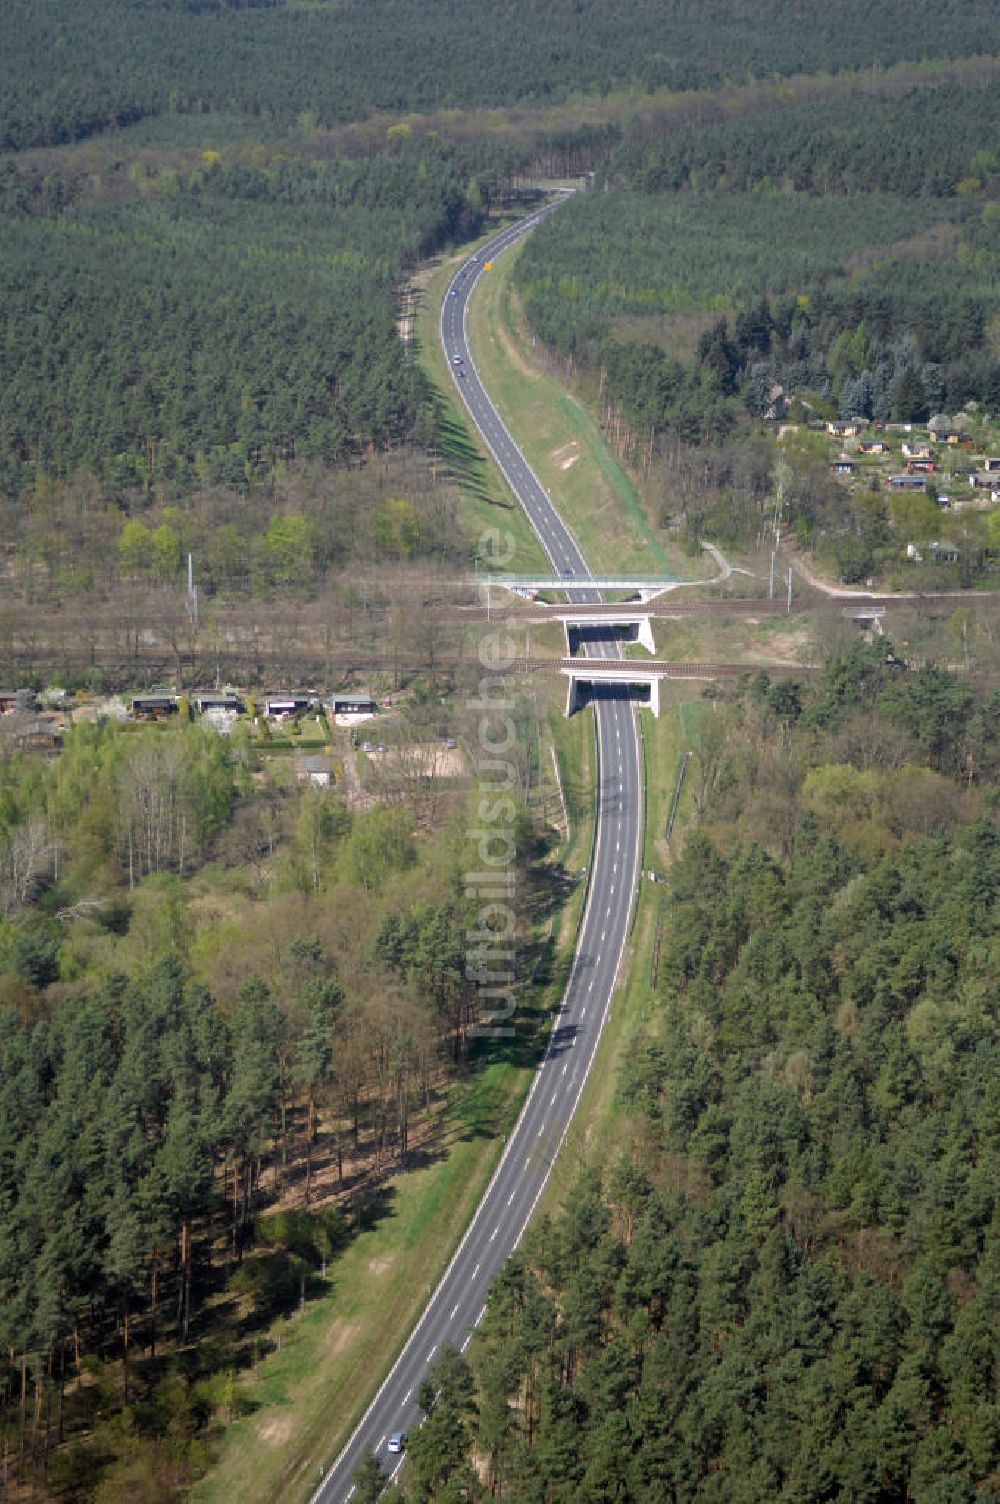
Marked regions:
[643,692,712,869]
[465,237,714,582]
[546,675,597,875]
[648,607,819,666]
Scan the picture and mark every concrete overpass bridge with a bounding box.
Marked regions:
[484,574,691,660]
[502,655,814,717]
[561,611,657,654]
[485,573,680,602]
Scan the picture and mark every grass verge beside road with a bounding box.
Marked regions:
[538,682,704,1210]
[465,241,711,582]
[192,1058,530,1504]
[455,211,716,1209]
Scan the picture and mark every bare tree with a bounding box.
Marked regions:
[0,816,54,918]
[117,736,194,885]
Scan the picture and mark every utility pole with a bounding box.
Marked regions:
[786,566,793,614]
[773,452,789,545]
[769,551,776,601]
[186,553,198,628]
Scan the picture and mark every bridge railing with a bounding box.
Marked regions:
[482,575,676,589]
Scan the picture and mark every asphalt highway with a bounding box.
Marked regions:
[312,199,644,1504]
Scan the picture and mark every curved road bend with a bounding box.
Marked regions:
[313,201,644,1504]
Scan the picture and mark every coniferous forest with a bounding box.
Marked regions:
[5,0,1000,152]
[0,147,492,499]
[514,77,1000,452]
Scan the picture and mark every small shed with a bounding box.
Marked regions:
[195,693,245,715]
[929,540,960,562]
[764,386,787,421]
[131,694,178,721]
[3,716,61,752]
[261,691,315,715]
[265,693,316,718]
[969,474,1000,501]
[0,689,37,716]
[297,754,332,787]
[330,695,377,725]
[930,425,963,445]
